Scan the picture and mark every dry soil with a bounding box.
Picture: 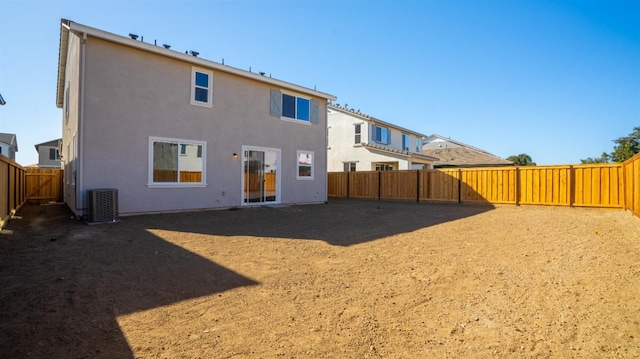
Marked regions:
[1,199,639,358]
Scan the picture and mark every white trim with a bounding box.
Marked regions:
[280,91,311,123]
[296,150,314,180]
[147,136,207,187]
[241,145,281,206]
[190,67,213,107]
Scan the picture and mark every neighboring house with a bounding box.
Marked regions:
[35,139,62,168]
[56,19,336,217]
[0,133,18,161]
[422,134,513,168]
[327,104,437,171]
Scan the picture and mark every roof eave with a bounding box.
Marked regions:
[62,20,336,101]
[55,20,71,108]
[329,105,427,138]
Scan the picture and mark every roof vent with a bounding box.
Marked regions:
[163,44,171,49]
[129,33,138,40]
[189,50,199,57]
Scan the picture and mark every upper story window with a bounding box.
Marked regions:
[373,125,390,145]
[49,148,60,160]
[191,68,212,107]
[282,94,310,122]
[402,134,410,151]
[270,89,320,124]
[149,136,206,187]
[354,124,361,144]
[416,138,421,152]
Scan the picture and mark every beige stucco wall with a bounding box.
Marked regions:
[37,145,61,168]
[73,36,328,215]
[61,31,81,213]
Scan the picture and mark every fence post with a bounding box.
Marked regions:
[457,169,462,204]
[378,170,381,201]
[515,167,521,206]
[416,170,420,202]
[569,165,575,207]
[346,171,350,199]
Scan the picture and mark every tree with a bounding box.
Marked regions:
[580,152,611,164]
[581,127,640,163]
[506,153,536,166]
[611,127,640,162]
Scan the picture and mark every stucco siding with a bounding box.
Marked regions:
[61,31,81,213]
[79,37,327,214]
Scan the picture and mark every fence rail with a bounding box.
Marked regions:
[1,155,27,229]
[25,168,64,204]
[329,155,640,218]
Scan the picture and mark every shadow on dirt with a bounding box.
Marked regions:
[139,198,495,247]
[0,204,258,358]
[0,199,492,358]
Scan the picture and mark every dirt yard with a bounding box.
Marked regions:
[1,199,639,358]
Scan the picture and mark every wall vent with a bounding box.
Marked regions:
[87,188,120,224]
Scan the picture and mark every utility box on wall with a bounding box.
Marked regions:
[86,188,119,224]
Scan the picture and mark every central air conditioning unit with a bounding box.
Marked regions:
[86,188,120,224]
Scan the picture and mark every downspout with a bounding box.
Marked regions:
[75,31,87,215]
[324,103,329,203]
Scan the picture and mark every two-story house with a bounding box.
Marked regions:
[327,104,437,171]
[56,19,335,217]
[0,133,18,161]
[34,139,62,168]
[422,134,513,168]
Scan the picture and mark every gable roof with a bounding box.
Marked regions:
[0,133,18,151]
[328,104,427,138]
[423,134,513,167]
[34,138,62,151]
[56,19,336,108]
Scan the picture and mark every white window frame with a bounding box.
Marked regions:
[416,137,421,152]
[373,125,389,145]
[354,124,361,144]
[296,150,314,180]
[148,136,207,188]
[281,92,311,124]
[402,134,410,151]
[190,67,213,107]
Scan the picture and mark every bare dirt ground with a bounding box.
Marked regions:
[1,199,639,358]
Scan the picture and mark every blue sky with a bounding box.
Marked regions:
[1,0,638,166]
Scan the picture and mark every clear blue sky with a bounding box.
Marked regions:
[1,0,638,166]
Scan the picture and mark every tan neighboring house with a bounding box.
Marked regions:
[34,139,62,168]
[56,19,336,217]
[327,104,437,171]
[422,134,513,168]
[0,133,18,161]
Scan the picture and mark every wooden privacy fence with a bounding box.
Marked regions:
[329,156,640,218]
[25,168,64,204]
[1,155,27,229]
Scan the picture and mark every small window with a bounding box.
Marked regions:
[191,68,212,107]
[343,162,356,172]
[402,134,410,151]
[373,125,389,144]
[149,137,206,186]
[354,124,361,144]
[416,138,421,152]
[297,151,314,180]
[375,163,394,171]
[49,148,60,160]
[282,94,310,122]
